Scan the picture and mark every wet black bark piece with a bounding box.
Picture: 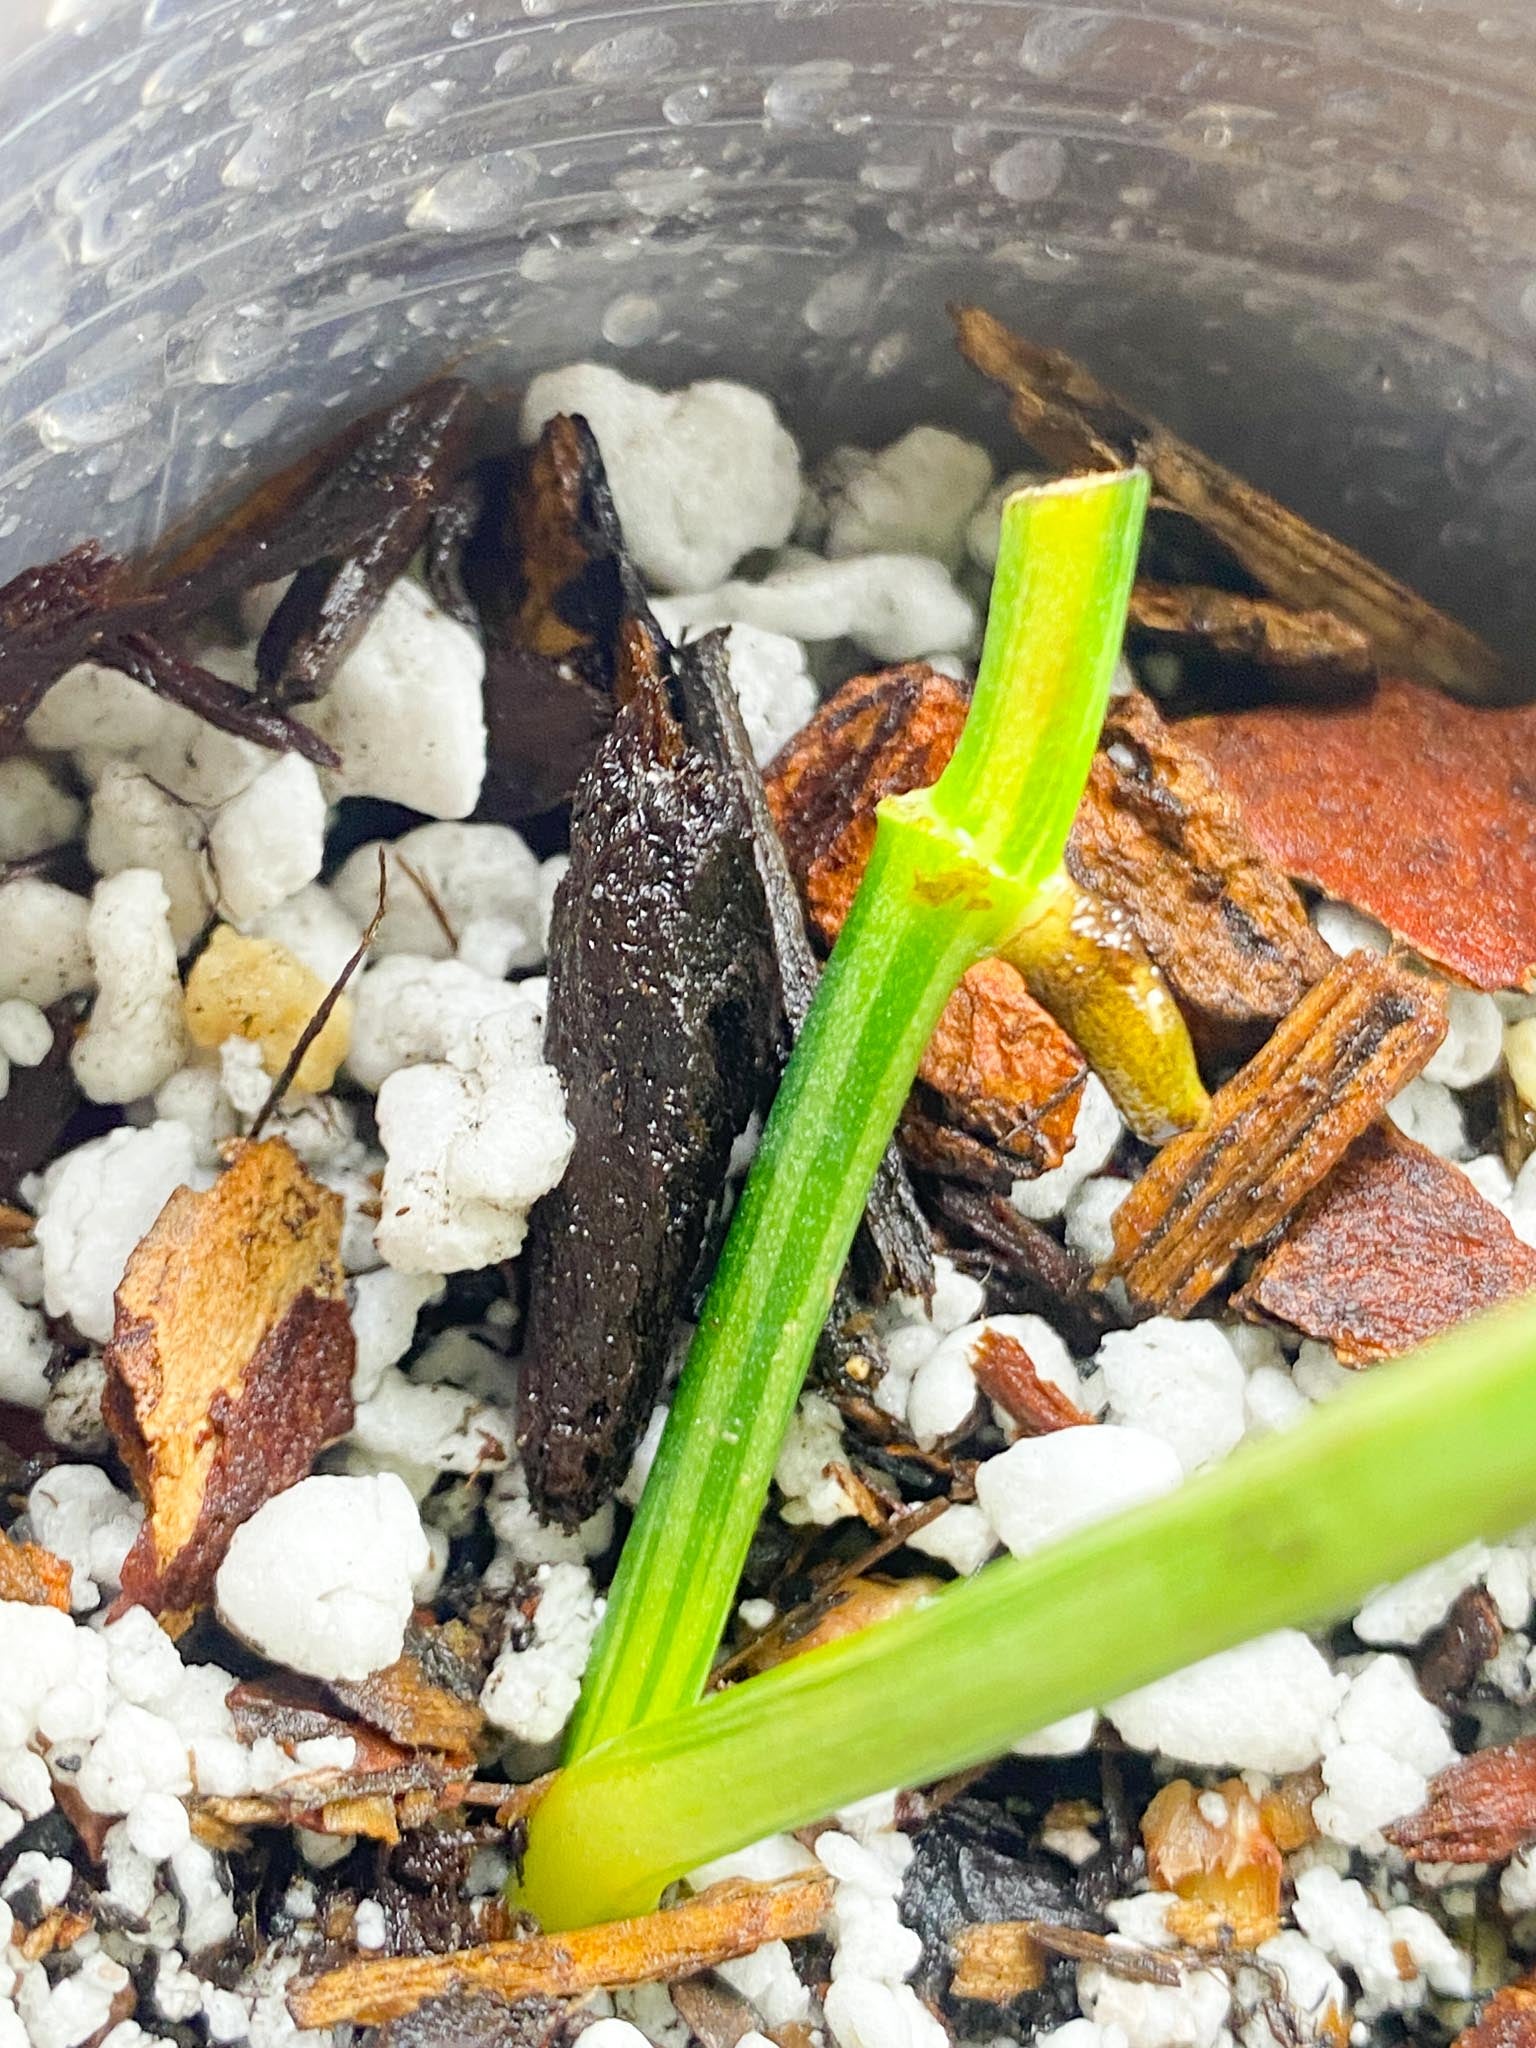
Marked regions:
[424,473,485,630]
[0,544,162,750]
[519,666,778,1522]
[920,1179,1119,1352]
[901,1800,1102,2023]
[676,634,933,1305]
[101,633,338,769]
[254,381,480,705]
[0,1003,82,1200]
[472,416,672,821]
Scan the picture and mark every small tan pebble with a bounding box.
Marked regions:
[184,926,351,1092]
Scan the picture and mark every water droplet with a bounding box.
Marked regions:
[193,300,287,385]
[407,151,540,232]
[494,42,533,77]
[221,390,292,450]
[859,157,925,194]
[570,25,678,84]
[386,79,459,132]
[518,241,563,282]
[229,47,309,119]
[662,80,714,126]
[450,8,477,35]
[1502,133,1536,194]
[763,58,853,127]
[989,135,1066,203]
[36,376,157,454]
[0,516,19,543]
[242,7,298,47]
[600,292,662,347]
[351,10,434,64]
[55,133,133,214]
[802,265,880,338]
[866,330,910,378]
[0,237,72,366]
[327,315,379,358]
[614,163,711,218]
[108,434,170,504]
[141,42,210,106]
[222,107,307,192]
[1018,8,1104,81]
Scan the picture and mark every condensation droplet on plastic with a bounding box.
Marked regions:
[0,238,71,367]
[523,0,558,18]
[867,330,910,378]
[572,25,678,84]
[327,316,378,359]
[989,135,1066,203]
[763,59,854,128]
[615,163,711,218]
[229,48,309,121]
[407,151,540,232]
[222,107,306,192]
[0,516,18,543]
[518,241,562,282]
[193,301,287,386]
[1501,133,1536,194]
[242,8,298,46]
[141,43,208,107]
[386,80,459,132]
[450,10,477,37]
[108,435,170,505]
[662,80,715,126]
[221,391,293,451]
[36,379,157,455]
[495,42,533,77]
[1018,7,1104,81]
[802,265,880,338]
[601,293,663,347]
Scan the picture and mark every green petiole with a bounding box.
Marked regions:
[521,1288,1536,1928]
[563,469,1151,1763]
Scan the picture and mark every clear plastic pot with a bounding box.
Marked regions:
[2,0,1535,664]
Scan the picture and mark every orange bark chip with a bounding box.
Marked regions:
[1452,1973,1536,2048]
[1388,1736,1536,1864]
[1141,1778,1283,1949]
[1236,1123,1536,1362]
[971,1327,1095,1434]
[0,1530,72,1611]
[1180,676,1536,991]
[104,1136,354,1616]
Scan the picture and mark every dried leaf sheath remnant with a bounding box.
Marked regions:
[1103,954,1447,1316]
[519,660,778,1522]
[952,303,1507,701]
[287,1875,833,2028]
[1126,581,1374,696]
[103,1138,354,1615]
[1236,1124,1536,1362]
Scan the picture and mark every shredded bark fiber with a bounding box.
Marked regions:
[103,1137,354,1615]
[1102,954,1446,1316]
[1234,1123,1536,1361]
[1389,1737,1536,1864]
[952,304,1507,702]
[1179,675,1536,991]
[287,1874,834,2028]
[1068,690,1332,1055]
[0,1529,71,1610]
[1126,580,1375,695]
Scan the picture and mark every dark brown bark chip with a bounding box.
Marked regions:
[0,544,154,749]
[423,473,485,630]
[518,665,778,1522]
[0,1002,82,1199]
[1234,1123,1536,1362]
[920,1179,1118,1352]
[253,380,480,704]
[675,633,933,1304]
[1417,1586,1504,1712]
[1103,953,1447,1317]
[101,632,339,769]
[1065,689,1331,1057]
[474,416,672,820]
[1126,580,1375,699]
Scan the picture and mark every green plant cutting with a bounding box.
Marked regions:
[565,467,1152,1762]
[516,465,1536,1933]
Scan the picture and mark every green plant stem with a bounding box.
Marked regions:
[564,470,1150,1762]
[521,1290,1536,1928]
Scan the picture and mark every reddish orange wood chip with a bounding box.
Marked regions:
[1180,677,1536,991]
[1236,1123,1536,1362]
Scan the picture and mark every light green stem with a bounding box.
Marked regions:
[522,1290,1536,1928]
[562,470,1150,1762]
